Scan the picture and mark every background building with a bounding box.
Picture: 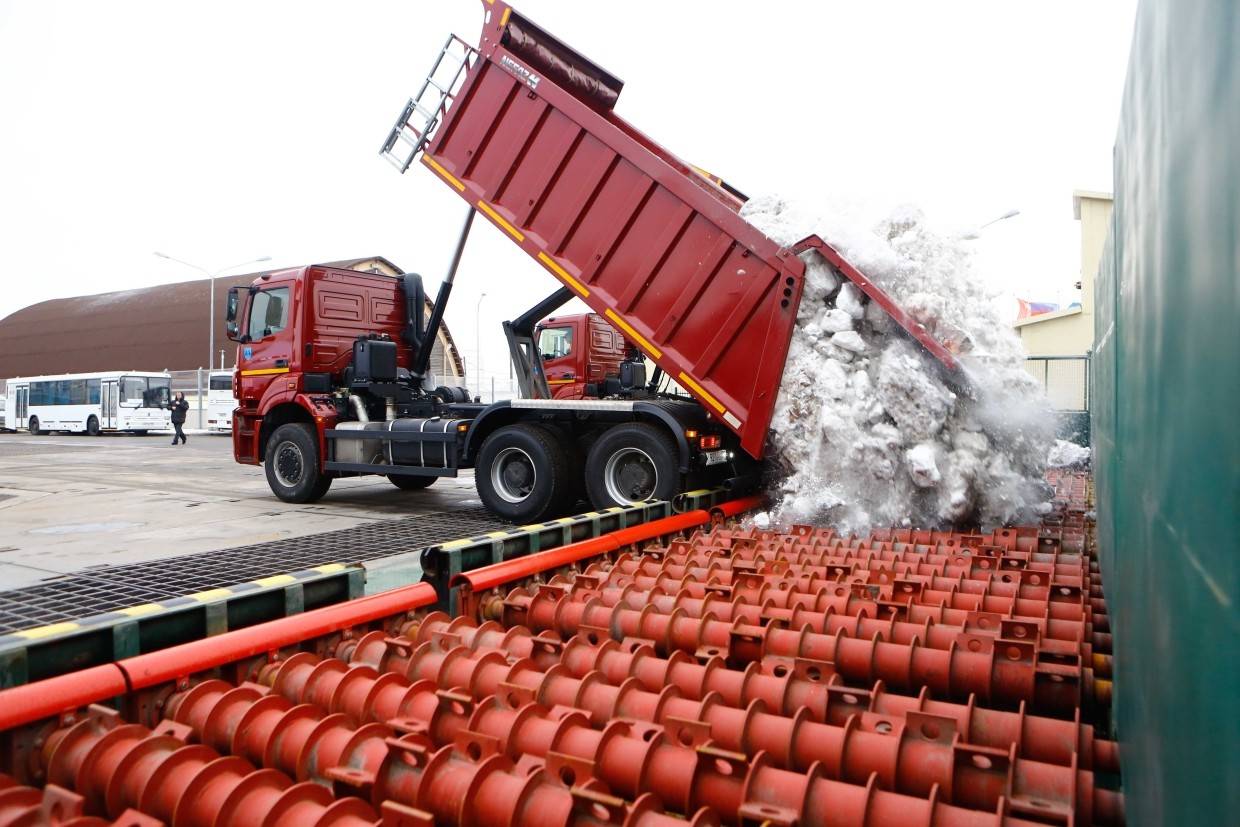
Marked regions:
[0,256,465,386]
[1015,190,1114,356]
[1014,191,1113,440]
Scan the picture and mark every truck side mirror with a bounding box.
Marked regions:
[225,287,242,341]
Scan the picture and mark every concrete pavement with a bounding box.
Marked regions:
[0,430,481,590]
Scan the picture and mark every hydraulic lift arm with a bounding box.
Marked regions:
[503,286,575,399]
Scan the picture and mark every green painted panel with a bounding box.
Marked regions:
[1094,1,1240,822]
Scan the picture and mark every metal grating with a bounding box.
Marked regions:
[0,507,507,633]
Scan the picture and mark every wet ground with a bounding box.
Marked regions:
[0,430,481,590]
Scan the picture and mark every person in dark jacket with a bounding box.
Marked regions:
[170,391,189,445]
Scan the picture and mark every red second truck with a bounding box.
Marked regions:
[229,0,961,523]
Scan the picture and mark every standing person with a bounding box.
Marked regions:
[170,391,189,445]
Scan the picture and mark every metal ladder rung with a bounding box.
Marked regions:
[393,128,423,148]
[434,52,465,71]
[412,102,439,121]
[383,152,413,172]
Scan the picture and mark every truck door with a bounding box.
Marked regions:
[538,323,579,399]
[237,284,295,404]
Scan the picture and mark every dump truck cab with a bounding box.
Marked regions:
[228,266,419,472]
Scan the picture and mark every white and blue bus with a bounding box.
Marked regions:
[4,371,172,435]
[206,369,235,432]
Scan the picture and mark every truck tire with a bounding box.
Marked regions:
[265,422,332,503]
[543,424,587,514]
[585,423,679,508]
[476,424,572,523]
[388,474,437,491]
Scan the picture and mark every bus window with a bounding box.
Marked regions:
[538,327,573,360]
[121,377,147,405]
[209,374,232,391]
[249,287,290,339]
[87,378,100,404]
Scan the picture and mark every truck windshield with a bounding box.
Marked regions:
[538,327,573,360]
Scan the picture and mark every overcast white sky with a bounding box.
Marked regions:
[0,1,1135,385]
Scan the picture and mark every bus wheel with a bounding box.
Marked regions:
[585,423,678,508]
[388,474,437,491]
[28,417,43,436]
[476,424,571,523]
[86,416,100,436]
[265,423,332,503]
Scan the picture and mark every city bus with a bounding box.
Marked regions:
[4,371,172,435]
[206,369,235,432]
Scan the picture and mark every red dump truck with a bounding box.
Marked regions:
[229,0,960,523]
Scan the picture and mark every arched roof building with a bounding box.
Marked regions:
[0,256,466,384]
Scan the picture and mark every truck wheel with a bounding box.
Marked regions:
[585,423,679,508]
[28,417,43,435]
[476,424,571,523]
[265,423,332,503]
[388,474,437,491]
[86,416,100,436]
[543,424,586,514]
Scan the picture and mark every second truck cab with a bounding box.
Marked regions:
[536,314,627,400]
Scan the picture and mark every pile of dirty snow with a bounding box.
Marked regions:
[742,196,1057,534]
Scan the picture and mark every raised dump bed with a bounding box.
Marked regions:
[383,0,962,459]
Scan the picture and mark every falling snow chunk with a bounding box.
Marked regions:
[836,282,866,319]
[906,443,941,488]
[831,330,867,353]
[1047,439,1091,467]
[820,308,855,333]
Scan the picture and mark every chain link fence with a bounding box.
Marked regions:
[1025,355,1090,444]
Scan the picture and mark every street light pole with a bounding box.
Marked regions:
[154,253,272,372]
[155,252,271,427]
[959,209,1021,240]
[475,292,487,401]
[978,209,1021,230]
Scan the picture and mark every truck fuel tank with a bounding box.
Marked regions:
[386,417,468,468]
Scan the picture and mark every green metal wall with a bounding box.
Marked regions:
[1094,1,1239,822]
